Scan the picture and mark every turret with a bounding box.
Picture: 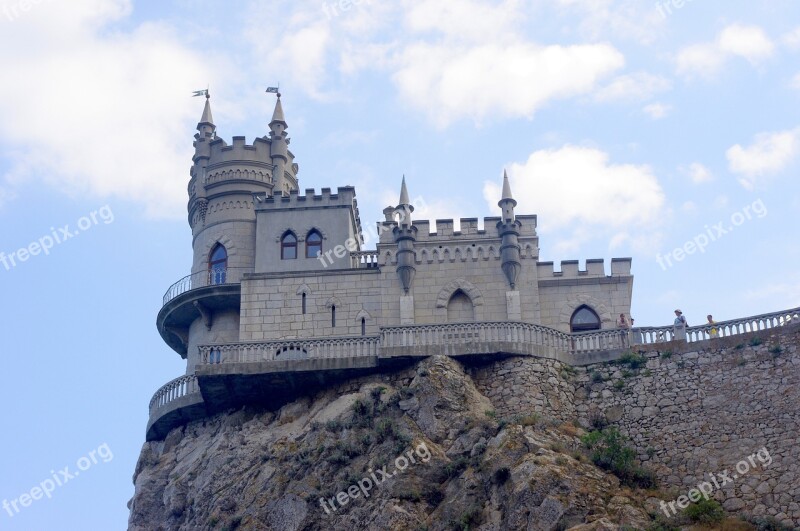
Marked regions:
[269,94,289,196]
[190,92,215,223]
[497,170,521,289]
[393,176,417,294]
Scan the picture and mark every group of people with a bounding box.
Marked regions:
[614,310,718,342]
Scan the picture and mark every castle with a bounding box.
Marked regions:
[148,94,635,441]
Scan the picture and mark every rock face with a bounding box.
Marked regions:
[129,326,800,529]
[128,356,654,530]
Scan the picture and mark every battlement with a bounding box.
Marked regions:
[254,186,358,210]
[378,214,538,244]
[536,258,632,279]
[206,136,273,167]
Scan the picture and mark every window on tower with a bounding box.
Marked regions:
[306,230,322,258]
[208,244,227,284]
[570,305,601,332]
[281,232,297,259]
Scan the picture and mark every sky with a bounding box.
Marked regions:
[0,0,799,529]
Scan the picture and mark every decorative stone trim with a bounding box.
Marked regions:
[558,294,613,329]
[435,279,485,309]
[295,283,311,296]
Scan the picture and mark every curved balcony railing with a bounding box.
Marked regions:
[198,336,381,364]
[148,374,200,415]
[162,267,252,306]
[631,306,800,346]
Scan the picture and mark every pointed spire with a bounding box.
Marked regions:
[270,93,286,126]
[498,169,517,208]
[399,175,410,206]
[200,95,214,125]
[502,169,513,200]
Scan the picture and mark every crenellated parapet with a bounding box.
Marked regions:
[254,186,360,220]
[378,215,538,243]
[536,258,632,279]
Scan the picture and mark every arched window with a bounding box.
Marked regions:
[302,293,307,314]
[361,317,366,336]
[571,305,601,332]
[331,305,336,327]
[306,230,322,258]
[281,232,297,259]
[208,244,227,284]
[447,290,474,322]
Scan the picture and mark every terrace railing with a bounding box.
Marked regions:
[148,374,200,415]
[162,267,252,306]
[198,336,381,364]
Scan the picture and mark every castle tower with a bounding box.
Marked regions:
[159,94,301,371]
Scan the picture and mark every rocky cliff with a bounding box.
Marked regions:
[129,325,800,530]
[129,356,663,530]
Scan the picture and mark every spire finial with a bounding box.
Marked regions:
[502,169,513,200]
[399,175,410,206]
[193,88,215,132]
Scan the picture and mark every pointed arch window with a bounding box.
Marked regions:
[331,305,336,327]
[306,230,322,258]
[361,317,366,336]
[281,232,297,260]
[570,305,601,332]
[208,244,227,284]
[302,293,307,314]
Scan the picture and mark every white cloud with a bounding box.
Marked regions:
[555,0,665,45]
[595,72,672,102]
[682,162,714,184]
[792,73,800,90]
[726,128,800,187]
[783,26,800,50]
[0,0,218,217]
[717,24,775,63]
[483,145,665,251]
[676,24,775,78]
[643,103,671,119]
[394,42,625,127]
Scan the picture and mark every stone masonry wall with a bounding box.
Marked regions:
[572,326,800,526]
[469,356,575,423]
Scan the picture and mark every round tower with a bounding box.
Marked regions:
[159,93,300,371]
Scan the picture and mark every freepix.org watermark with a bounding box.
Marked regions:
[319,441,431,515]
[659,447,772,518]
[2,0,51,22]
[655,199,766,271]
[0,205,114,272]
[655,0,697,19]
[3,443,114,518]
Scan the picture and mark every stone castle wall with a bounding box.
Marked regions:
[570,326,800,525]
[459,325,799,525]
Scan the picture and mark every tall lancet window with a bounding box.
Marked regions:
[281,232,297,260]
[306,230,322,258]
[208,244,227,284]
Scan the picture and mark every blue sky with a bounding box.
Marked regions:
[0,0,798,528]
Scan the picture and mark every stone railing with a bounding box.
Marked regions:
[148,374,200,415]
[350,251,379,269]
[199,336,381,364]
[379,321,574,355]
[162,267,251,306]
[631,306,800,346]
[569,329,629,353]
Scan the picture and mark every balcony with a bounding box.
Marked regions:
[147,306,800,440]
[157,268,251,356]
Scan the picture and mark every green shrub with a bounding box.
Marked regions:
[741,514,796,530]
[423,486,445,506]
[580,428,656,488]
[749,336,763,346]
[660,351,672,359]
[375,418,396,442]
[769,345,782,355]
[613,379,625,390]
[684,498,724,524]
[591,371,604,383]
[618,352,647,369]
